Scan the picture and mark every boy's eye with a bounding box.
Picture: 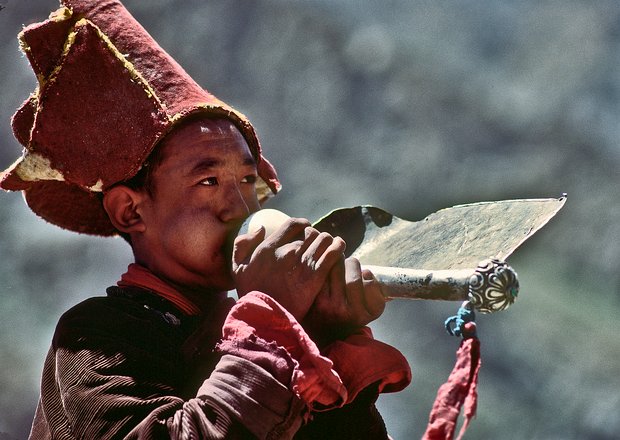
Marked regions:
[200,177,218,186]
[242,175,257,184]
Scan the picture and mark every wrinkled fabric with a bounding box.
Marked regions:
[221,292,411,410]
[323,327,412,405]
[294,383,388,440]
[220,292,347,409]
[423,337,481,440]
[30,264,411,439]
[119,265,410,410]
[29,290,304,439]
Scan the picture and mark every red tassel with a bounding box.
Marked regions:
[423,336,481,440]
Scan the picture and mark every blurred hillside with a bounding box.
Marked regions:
[1,0,619,439]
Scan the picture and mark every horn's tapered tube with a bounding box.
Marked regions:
[363,265,472,301]
[364,259,519,313]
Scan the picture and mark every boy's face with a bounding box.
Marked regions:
[136,118,261,293]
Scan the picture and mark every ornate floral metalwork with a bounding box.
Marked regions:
[468,259,519,313]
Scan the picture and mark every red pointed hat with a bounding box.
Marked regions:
[1,0,281,236]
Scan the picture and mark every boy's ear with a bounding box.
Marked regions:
[102,185,147,234]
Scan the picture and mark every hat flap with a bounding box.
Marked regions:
[25,180,117,236]
[30,18,169,189]
[19,7,74,81]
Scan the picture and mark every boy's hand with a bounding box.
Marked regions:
[303,257,386,345]
[232,218,346,322]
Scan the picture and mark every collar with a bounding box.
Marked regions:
[117,263,202,316]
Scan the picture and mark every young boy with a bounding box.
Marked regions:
[2,1,410,438]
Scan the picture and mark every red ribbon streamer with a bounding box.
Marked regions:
[423,337,481,440]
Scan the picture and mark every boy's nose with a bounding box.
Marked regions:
[220,184,253,223]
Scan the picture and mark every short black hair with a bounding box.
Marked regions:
[110,142,167,244]
[121,142,167,196]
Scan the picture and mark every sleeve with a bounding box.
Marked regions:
[40,297,305,440]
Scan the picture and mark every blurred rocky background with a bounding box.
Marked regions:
[1,0,619,438]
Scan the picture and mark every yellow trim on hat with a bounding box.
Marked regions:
[49,6,72,22]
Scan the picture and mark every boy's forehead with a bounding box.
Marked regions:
[167,118,243,143]
[163,118,243,149]
[157,118,254,168]
[199,120,237,135]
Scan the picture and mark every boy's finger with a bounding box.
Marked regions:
[344,257,374,326]
[264,217,311,247]
[313,236,347,274]
[302,232,336,269]
[327,257,346,302]
[232,226,265,266]
[298,226,320,254]
[362,270,386,320]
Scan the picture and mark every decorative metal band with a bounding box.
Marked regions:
[468,259,519,313]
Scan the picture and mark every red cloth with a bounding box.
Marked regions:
[117,263,201,316]
[323,327,412,403]
[423,337,481,440]
[221,292,411,409]
[220,291,347,409]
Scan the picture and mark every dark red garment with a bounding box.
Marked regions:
[116,263,411,410]
[118,263,411,410]
[30,286,305,439]
[30,263,410,438]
